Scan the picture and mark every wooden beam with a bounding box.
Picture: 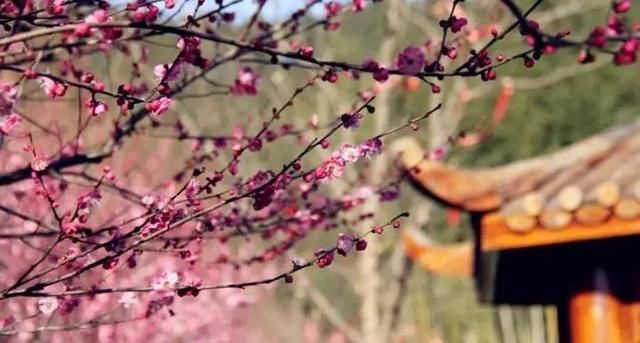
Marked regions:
[481,214,640,251]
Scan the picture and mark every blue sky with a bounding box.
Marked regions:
[165,0,352,23]
[227,0,331,21]
[147,0,423,24]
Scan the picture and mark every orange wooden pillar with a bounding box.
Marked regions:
[565,269,624,343]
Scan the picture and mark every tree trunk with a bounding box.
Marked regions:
[358,1,402,342]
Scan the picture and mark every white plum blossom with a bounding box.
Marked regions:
[151,271,180,290]
[118,292,138,309]
[37,297,59,314]
[154,63,181,82]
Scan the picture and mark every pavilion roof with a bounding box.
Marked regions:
[393,118,640,234]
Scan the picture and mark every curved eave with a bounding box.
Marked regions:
[391,119,640,216]
[392,137,502,212]
[402,230,472,278]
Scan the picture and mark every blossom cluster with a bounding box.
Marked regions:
[311,138,383,183]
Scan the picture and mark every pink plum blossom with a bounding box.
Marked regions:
[0,113,21,135]
[38,76,67,98]
[30,156,49,172]
[85,9,108,24]
[230,68,261,96]
[397,47,425,74]
[0,81,17,115]
[146,97,172,116]
[336,233,354,256]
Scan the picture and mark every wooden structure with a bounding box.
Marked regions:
[394,120,640,342]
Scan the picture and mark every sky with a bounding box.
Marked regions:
[165,0,351,23]
[134,0,423,24]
